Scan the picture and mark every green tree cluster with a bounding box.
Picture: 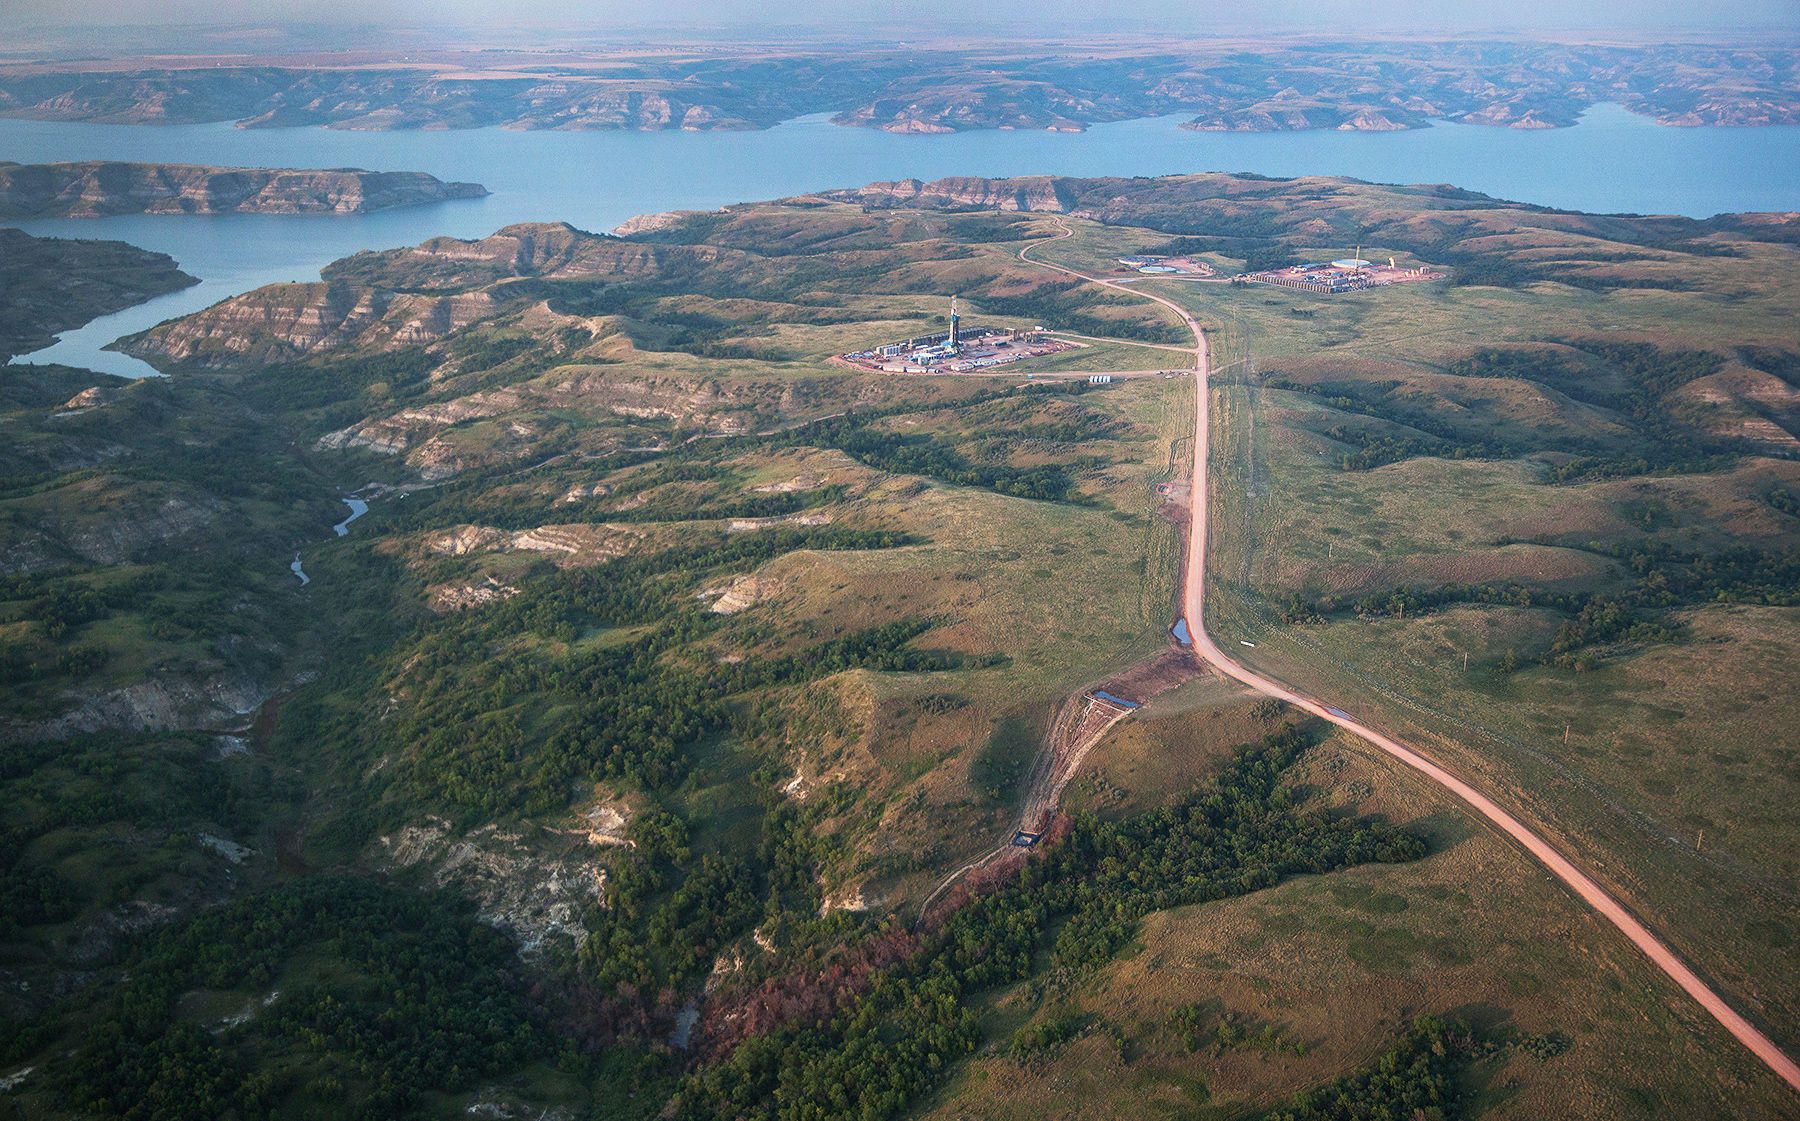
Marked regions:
[671,724,1425,1121]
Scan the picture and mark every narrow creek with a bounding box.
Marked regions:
[333,496,369,536]
[292,496,368,584]
[670,1003,700,1051]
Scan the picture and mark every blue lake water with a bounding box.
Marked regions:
[3,103,1797,378]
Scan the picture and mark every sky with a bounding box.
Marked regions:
[6,0,1798,36]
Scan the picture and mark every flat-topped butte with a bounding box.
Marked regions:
[0,160,487,218]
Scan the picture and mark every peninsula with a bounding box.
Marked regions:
[0,228,196,359]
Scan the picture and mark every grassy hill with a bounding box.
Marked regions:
[1,173,1796,1119]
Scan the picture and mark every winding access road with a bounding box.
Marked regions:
[1020,217,1800,1095]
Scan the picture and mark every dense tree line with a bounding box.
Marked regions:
[1422,232,1714,291]
[588,485,847,528]
[1272,339,1750,481]
[1618,538,1800,608]
[959,398,1125,469]
[1446,342,1740,481]
[1334,541,1800,620]
[0,566,141,688]
[1284,530,1800,666]
[565,744,866,1029]
[1264,378,1512,471]
[245,348,437,422]
[584,808,763,995]
[379,447,665,535]
[1282,582,1668,669]
[1766,486,1800,519]
[1320,423,1505,472]
[1008,1008,1093,1064]
[797,414,1080,502]
[49,878,544,1121]
[1439,250,1690,292]
[1263,1016,1471,1121]
[0,862,78,932]
[442,328,542,371]
[3,570,155,636]
[972,282,1191,345]
[1739,346,1800,389]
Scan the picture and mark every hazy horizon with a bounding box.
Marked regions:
[5,0,1798,40]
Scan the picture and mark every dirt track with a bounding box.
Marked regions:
[1017,692,1139,833]
[917,685,1150,924]
[1020,215,1800,1094]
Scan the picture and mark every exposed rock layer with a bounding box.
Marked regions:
[0,42,1794,134]
[0,160,486,218]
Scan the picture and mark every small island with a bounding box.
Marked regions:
[0,161,488,219]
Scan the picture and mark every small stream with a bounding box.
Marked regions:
[670,1003,700,1051]
[291,495,368,585]
[332,496,369,536]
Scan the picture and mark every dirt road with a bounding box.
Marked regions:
[1024,216,1800,1094]
[917,688,1141,925]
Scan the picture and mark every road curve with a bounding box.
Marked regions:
[1022,217,1800,1095]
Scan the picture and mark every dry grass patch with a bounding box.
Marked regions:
[920,725,1795,1121]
